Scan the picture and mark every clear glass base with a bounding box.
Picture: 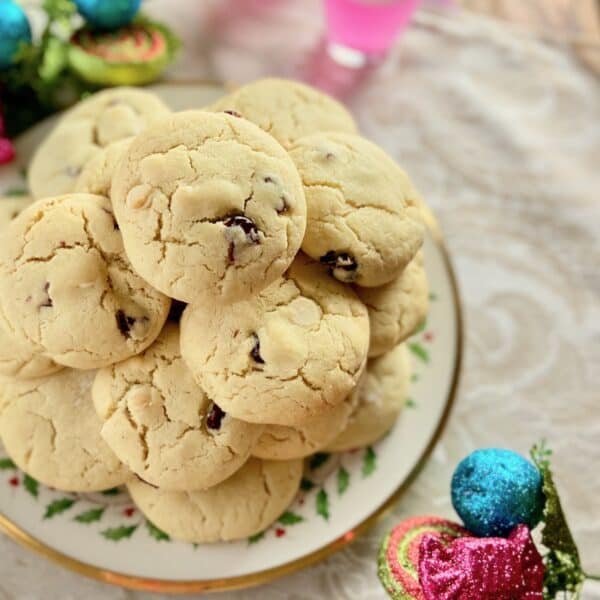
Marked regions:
[326,42,369,69]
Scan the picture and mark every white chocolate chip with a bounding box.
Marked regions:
[128,388,151,410]
[364,390,383,406]
[289,297,322,327]
[126,184,153,210]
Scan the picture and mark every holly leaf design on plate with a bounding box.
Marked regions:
[316,489,330,521]
[405,397,417,409]
[101,487,121,496]
[23,474,38,498]
[146,520,170,542]
[2,186,28,197]
[44,498,75,519]
[74,507,105,524]
[0,458,16,470]
[309,453,330,470]
[362,447,377,477]
[101,525,138,541]
[248,531,265,545]
[408,342,430,364]
[279,511,304,525]
[337,467,350,495]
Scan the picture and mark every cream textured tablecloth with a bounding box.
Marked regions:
[2,2,599,598]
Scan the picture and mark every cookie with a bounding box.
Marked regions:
[0,195,33,223]
[0,376,11,416]
[0,322,62,379]
[289,132,424,287]
[0,194,171,369]
[0,196,62,378]
[75,137,132,197]
[0,369,129,492]
[252,391,358,460]
[93,324,263,491]
[111,110,307,303]
[180,254,369,426]
[326,344,411,452]
[356,252,429,358]
[127,457,303,543]
[209,78,357,148]
[28,87,169,199]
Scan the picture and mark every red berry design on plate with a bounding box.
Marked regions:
[275,528,286,538]
[123,507,136,518]
[9,477,19,487]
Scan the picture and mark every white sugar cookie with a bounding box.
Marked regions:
[0,369,129,492]
[181,254,369,426]
[127,458,302,543]
[327,344,411,451]
[93,324,263,491]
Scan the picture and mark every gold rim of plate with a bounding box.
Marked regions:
[0,81,463,594]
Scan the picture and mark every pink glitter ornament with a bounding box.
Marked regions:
[0,105,15,164]
[418,524,544,600]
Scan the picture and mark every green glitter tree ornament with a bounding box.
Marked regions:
[530,441,600,599]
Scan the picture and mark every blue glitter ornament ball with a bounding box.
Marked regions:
[74,0,142,30]
[0,0,32,69]
[451,448,544,537]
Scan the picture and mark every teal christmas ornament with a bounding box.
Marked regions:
[451,448,544,538]
[74,0,142,30]
[0,0,32,69]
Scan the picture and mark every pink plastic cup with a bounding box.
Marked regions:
[324,0,422,59]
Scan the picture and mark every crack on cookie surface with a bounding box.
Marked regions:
[94,326,262,490]
[111,112,306,303]
[181,257,369,426]
[0,195,170,367]
[0,371,128,491]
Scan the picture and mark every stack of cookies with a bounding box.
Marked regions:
[0,79,430,544]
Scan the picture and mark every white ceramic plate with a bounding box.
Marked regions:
[0,82,462,593]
